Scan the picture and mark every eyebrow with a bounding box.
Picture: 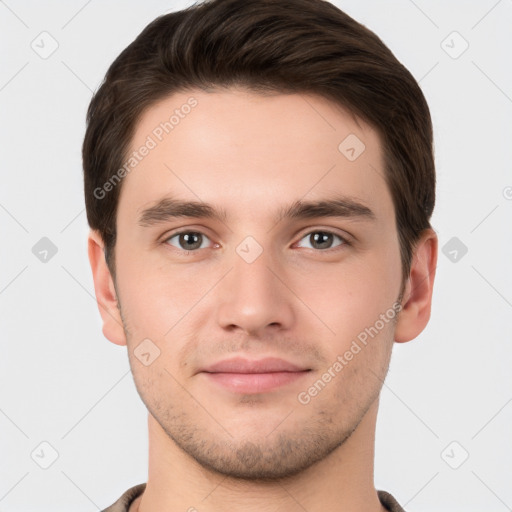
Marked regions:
[137,195,376,227]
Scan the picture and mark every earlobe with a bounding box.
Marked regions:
[87,229,127,346]
[394,228,438,343]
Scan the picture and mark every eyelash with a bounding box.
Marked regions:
[162,229,351,255]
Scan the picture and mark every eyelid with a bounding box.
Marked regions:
[163,229,216,249]
[162,226,352,255]
[161,225,355,253]
[294,228,352,250]
[295,225,353,244]
[161,225,213,241]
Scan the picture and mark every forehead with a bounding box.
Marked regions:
[118,88,393,225]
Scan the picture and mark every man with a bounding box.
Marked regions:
[84,0,437,510]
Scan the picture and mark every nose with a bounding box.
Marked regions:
[215,242,295,337]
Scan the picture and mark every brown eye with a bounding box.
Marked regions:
[296,231,347,250]
[165,231,210,251]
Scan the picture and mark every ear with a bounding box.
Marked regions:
[87,229,127,346]
[394,228,438,343]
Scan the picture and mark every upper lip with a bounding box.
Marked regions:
[202,357,310,374]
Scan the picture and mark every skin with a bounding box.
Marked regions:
[88,88,437,512]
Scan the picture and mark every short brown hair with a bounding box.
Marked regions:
[83,0,435,286]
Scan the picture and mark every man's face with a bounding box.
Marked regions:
[112,88,403,479]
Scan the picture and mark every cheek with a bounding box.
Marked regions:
[290,252,400,342]
[114,237,207,336]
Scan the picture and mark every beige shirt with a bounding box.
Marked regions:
[101,483,407,511]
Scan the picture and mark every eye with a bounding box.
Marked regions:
[295,230,349,251]
[165,231,213,251]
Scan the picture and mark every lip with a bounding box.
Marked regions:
[202,356,309,374]
[204,371,310,393]
[200,357,311,394]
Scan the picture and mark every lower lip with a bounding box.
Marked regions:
[203,371,310,393]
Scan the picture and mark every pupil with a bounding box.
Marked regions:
[312,232,331,249]
[181,232,201,250]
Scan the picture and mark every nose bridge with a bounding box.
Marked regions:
[215,235,294,334]
[233,239,276,296]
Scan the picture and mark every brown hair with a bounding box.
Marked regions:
[83,0,435,286]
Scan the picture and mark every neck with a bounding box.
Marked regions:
[136,399,386,512]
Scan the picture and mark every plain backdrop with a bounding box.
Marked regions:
[1,1,511,511]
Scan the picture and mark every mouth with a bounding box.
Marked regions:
[200,357,312,394]
[203,370,311,393]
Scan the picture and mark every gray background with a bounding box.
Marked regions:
[1,0,511,510]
